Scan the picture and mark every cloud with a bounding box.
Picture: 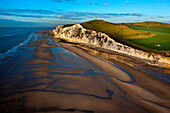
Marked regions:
[162,21,170,24]
[123,1,133,5]
[87,2,109,6]
[104,3,109,6]
[133,20,142,22]
[156,16,169,18]
[65,0,75,1]
[52,0,74,2]
[87,2,100,5]
[51,0,76,3]
[93,2,99,5]
[124,0,134,3]
[103,12,143,17]
[57,11,143,20]
[52,0,62,2]
[0,18,59,27]
[0,9,61,14]
[156,0,167,1]
[0,8,144,21]
[0,18,36,27]
[124,1,133,3]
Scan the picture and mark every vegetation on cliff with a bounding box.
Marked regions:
[80,20,155,40]
[79,20,170,56]
[126,26,170,51]
[119,21,170,28]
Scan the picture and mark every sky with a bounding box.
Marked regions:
[0,0,169,27]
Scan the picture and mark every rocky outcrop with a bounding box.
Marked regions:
[53,24,170,66]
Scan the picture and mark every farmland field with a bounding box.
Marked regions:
[126,26,170,51]
[80,20,170,55]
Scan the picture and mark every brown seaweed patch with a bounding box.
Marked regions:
[2,56,9,61]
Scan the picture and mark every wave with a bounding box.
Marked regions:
[0,30,24,35]
[0,33,35,61]
[0,30,27,38]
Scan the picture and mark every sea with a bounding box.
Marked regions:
[0,27,54,59]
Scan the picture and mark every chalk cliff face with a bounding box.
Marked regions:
[53,24,170,66]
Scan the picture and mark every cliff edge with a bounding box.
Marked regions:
[53,23,170,66]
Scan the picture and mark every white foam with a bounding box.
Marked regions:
[0,33,36,60]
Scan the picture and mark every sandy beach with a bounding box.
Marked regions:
[56,39,170,113]
[0,31,169,113]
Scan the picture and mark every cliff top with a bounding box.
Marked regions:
[119,21,170,27]
[80,20,154,40]
[57,20,170,54]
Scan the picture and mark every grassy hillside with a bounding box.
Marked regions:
[126,26,170,51]
[81,20,154,40]
[120,21,170,28]
[79,20,170,56]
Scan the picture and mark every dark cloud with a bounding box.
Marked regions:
[52,0,62,2]
[0,12,51,18]
[104,3,109,6]
[0,18,57,27]
[93,2,99,5]
[133,20,142,22]
[87,2,109,6]
[0,8,144,20]
[0,9,60,14]
[0,18,36,27]
[51,0,78,5]
[157,16,169,18]
[52,0,75,2]
[65,0,75,1]
[103,13,143,17]
[163,21,170,24]
[53,11,144,20]
[156,0,167,1]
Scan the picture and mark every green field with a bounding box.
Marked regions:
[79,20,170,56]
[81,20,154,40]
[120,21,170,28]
[126,26,170,51]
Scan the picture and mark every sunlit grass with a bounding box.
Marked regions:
[80,20,170,54]
[126,26,170,50]
[81,20,154,40]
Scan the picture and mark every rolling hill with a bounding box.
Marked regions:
[78,20,170,56]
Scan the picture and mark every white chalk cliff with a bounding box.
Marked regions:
[53,24,170,66]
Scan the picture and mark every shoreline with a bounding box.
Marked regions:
[52,37,170,113]
[53,23,170,66]
[0,32,149,113]
[56,38,170,75]
[1,30,169,112]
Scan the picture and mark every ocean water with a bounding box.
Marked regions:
[0,27,54,56]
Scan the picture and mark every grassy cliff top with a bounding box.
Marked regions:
[80,20,170,55]
[80,20,155,40]
[60,20,170,54]
[119,21,170,27]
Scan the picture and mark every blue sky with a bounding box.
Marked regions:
[0,0,169,27]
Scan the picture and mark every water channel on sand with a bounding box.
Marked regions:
[0,32,169,113]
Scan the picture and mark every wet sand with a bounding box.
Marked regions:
[57,40,170,113]
[0,31,169,113]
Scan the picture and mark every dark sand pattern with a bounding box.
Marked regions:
[0,32,169,113]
